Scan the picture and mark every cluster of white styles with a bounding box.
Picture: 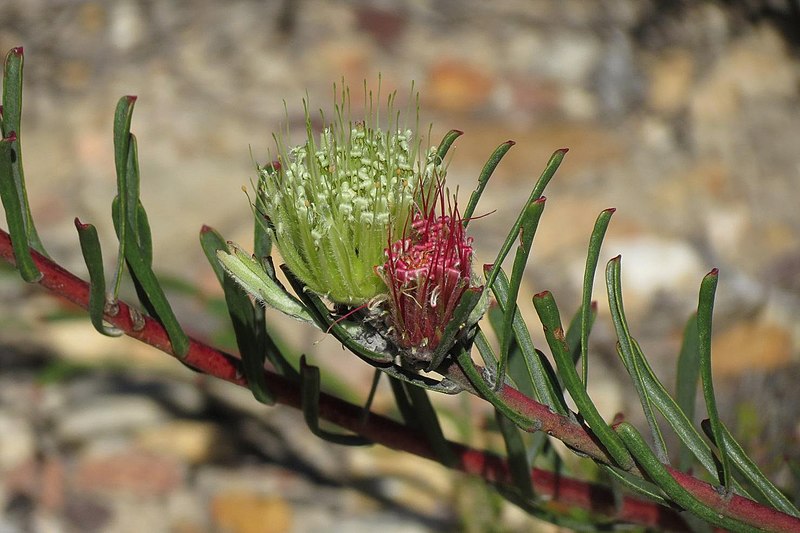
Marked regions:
[259,108,442,305]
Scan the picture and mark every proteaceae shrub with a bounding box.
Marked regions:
[2,47,798,532]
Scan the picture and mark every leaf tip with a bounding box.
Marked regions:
[557,147,569,155]
[10,46,23,56]
[74,217,90,231]
[533,290,550,300]
[604,207,616,214]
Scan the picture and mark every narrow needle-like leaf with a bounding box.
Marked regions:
[484,148,567,291]
[488,266,566,414]
[532,290,633,471]
[580,208,615,385]
[111,95,137,297]
[701,420,799,517]
[676,313,701,471]
[404,382,457,467]
[300,356,370,446]
[1,47,46,256]
[697,268,731,490]
[496,408,535,499]
[616,422,758,532]
[497,197,545,389]
[217,243,313,324]
[0,133,40,281]
[75,218,121,337]
[201,226,277,404]
[119,219,190,357]
[463,140,515,224]
[606,256,669,463]
[434,129,463,165]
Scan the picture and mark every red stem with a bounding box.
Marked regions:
[2,228,798,531]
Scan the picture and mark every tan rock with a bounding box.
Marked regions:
[690,23,799,144]
[646,49,695,114]
[712,321,792,377]
[74,449,186,496]
[211,492,292,533]
[425,60,494,114]
[136,421,220,465]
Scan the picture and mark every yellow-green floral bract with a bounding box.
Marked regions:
[259,93,441,306]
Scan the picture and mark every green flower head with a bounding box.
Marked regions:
[258,85,442,306]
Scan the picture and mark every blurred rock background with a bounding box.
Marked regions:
[1,1,799,531]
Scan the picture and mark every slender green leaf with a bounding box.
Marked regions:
[105,131,189,357]
[300,356,370,446]
[496,409,535,499]
[75,218,121,337]
[484,148,567,290]
[606,256,669,463]
[616,422,758,532]
[404,382,457,467]
[532,290,633,471]
[223,275,274,404]
[456,346,539,431]
[565,304,596,369]
[697,268,731,490]
[253,183,272,258]
[202,229,297,380]
[632,338,724,484]
[613,335,753,495]
[475,323,499,370]
[486,309,525,393]
[388,376,417,425]
[217,243,313,323]
[360,369,382,427]
[497,198,545,388]
[111,95,137,297]
[463,140,514,224]
[579,208,614,385]
[676,313,701,471]
[701,420,799,517]
[0,135,40,281]
[117,219,190,357]
[598,463,669,506]
[488,266,567,414]
[434,129,463,165]
[2,47,45,256]
[200,226,275,404]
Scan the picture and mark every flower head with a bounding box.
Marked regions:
[259,86,441,305]
[377,179,476,363]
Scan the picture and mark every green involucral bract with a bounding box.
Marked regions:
[259,95,441,305]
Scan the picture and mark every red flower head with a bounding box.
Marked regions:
[378,180,475,364]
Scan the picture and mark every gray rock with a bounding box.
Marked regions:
[56,395,168,443]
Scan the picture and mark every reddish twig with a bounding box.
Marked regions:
[2,228,799,531]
